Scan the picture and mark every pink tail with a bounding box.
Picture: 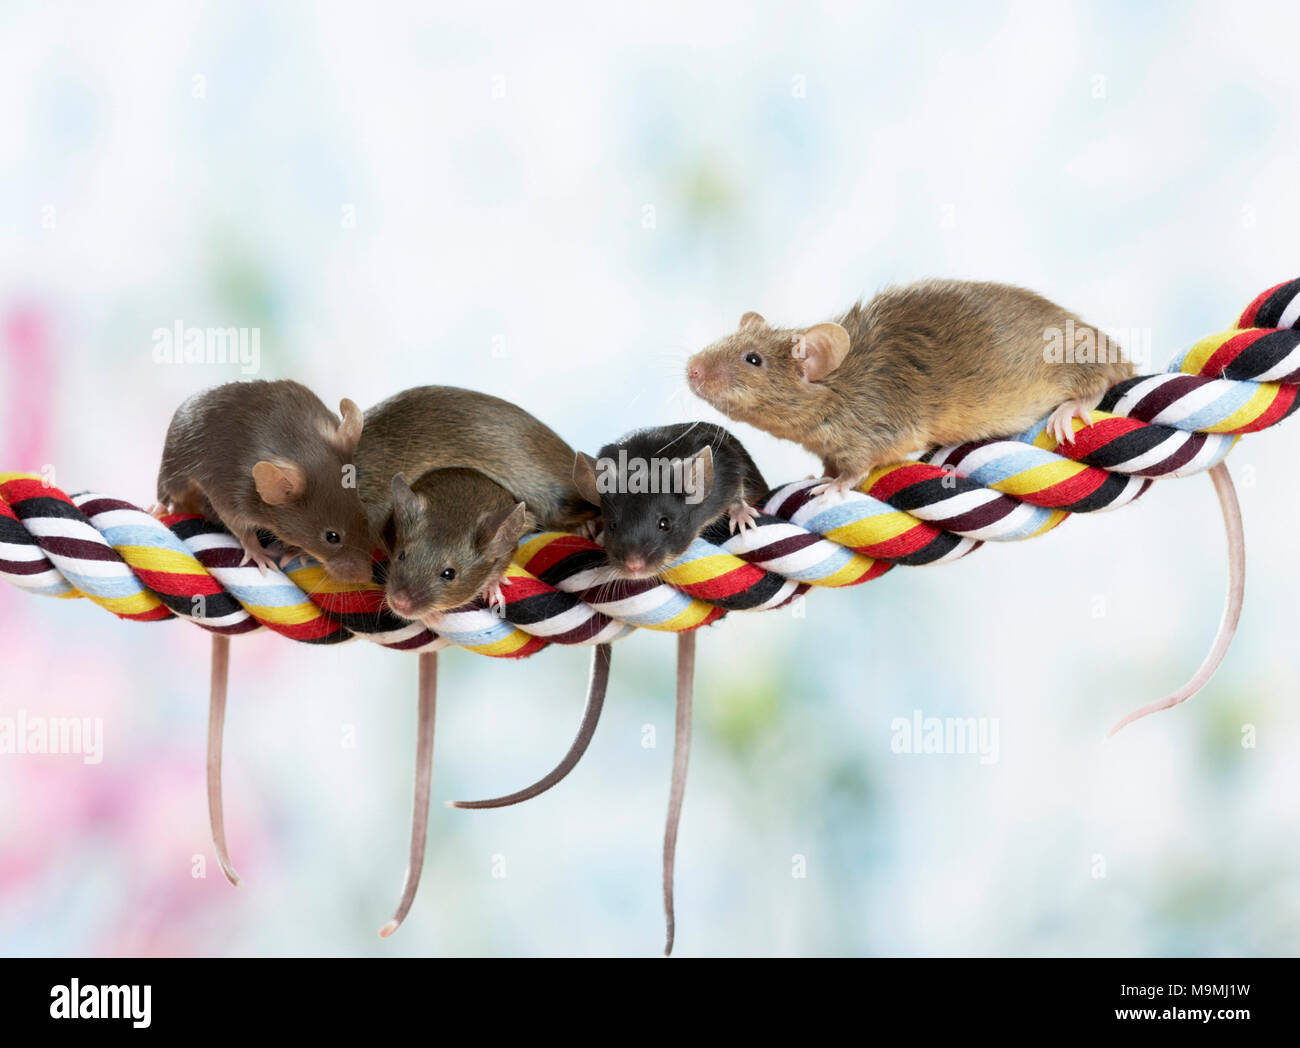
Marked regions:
[1107,461,1244,737]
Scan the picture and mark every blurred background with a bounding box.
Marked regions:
[2,0,1299,957]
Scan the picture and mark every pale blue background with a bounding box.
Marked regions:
[1,0,1298,956]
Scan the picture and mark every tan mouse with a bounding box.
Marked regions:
[686,279,1136,497]
[687,279,1244,734]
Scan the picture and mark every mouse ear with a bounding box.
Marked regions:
[481,502,529,562]
[792,322,851,383]
[573,452,602,506]
[684,445,715,502]
[337,399,364,452]
[391,473,418,513]
[253,460,307,505]
[739,311,767,331]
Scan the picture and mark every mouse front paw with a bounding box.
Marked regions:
[486,578,511,617]
[237,534,279,575]
[727,502,761,534]
[240,546,279,575]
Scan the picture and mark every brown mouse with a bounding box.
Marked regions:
[155,379,376,890]
[384,468,530,619]
[371,466,534,941]
[686,279,1136,497]
[354,385,595,540]
[157,379,374,581]
[687,279,1244,736]
[354,387,604,936]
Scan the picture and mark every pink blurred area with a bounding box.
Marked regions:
[0,319,276,954]
[3,304,57,473]
[0,614,260,956]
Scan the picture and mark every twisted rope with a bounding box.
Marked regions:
[3,279,1298,657]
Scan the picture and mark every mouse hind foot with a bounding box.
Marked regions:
[1046,393,1105,445]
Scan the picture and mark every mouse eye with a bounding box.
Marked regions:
[743,351,763,367]
[657,516,671,531]
[397,550,407,562]
[323,530,341,545]
[440,567,457,581]
[605,518,617,532]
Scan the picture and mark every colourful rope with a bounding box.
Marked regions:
[3,279,1298,658]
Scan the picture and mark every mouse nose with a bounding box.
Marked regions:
[686,356,711,391]
[389,592,413,615]
[623,554,647,575]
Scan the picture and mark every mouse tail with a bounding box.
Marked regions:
[449,643,612,810]
[379,650,438,938]
[663,630,695,957]
[1106,461,1245,737]
[207,632,241,887]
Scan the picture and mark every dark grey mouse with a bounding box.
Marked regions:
[572,422,769,578]
[574,420,767,955]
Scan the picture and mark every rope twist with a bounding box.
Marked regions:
[3,278,1299,657]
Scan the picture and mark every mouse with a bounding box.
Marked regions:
[384,468,530,619]
[351,388,605,936]
[686,279,1137,498]
[452,421,769,817]
[686,279,1245,735]
[155,379,377,889]
[572,422,770,578]
[157,379,374,580]
[354,385,595,541]
[571,420,768,954]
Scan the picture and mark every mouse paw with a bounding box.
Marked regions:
[146,502,168,520]
[275,545,303,568]
[809,475,859,502]
[727,502,761,534]
[486,578,511,617]
[1046,398,1100,445]
[238,538,279,576]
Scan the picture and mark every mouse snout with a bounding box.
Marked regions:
[329,550,374,584]
[388,589,416,617]
[686,353,729,401]
[685,354,709,389]
[613,547,665,579]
